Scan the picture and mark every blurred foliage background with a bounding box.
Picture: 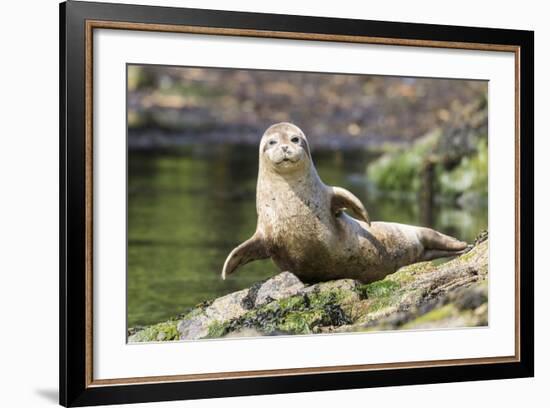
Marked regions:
[128,65,487,149]
[127,65,488,328]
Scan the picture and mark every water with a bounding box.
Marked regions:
[127,144,487,327]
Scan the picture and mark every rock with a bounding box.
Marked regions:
[301,279,359,296]
[253,271,305,306]
[177,288,250,340]
[224,328,265,338]
[177,272,305,341]
[128,236,489,343]
[334,239,489,333]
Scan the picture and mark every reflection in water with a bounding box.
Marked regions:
[127,144,487,327]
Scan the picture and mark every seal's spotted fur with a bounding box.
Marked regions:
[222,123,468,283]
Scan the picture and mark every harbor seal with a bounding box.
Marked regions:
[222,122,469,284]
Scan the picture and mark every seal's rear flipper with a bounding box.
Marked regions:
[419,227,468,251]
[222,233,269,280]
[330,186,371,226]
[420,247,471,262]
[417,227,470,262]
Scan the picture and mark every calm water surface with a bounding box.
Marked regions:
[128,144,487,327]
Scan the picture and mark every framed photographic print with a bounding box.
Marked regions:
[59,0,534,406]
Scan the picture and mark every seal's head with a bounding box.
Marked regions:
[259,123,311,175]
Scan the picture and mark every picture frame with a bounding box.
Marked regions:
[59,1,534,406]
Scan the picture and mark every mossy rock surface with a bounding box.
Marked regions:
[128,320,180,342]
[128,237,489,343]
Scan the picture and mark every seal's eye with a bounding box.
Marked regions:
[268,139,277,146]
[290,136,300,144]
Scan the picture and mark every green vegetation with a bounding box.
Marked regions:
[204,287,353,337]
[402,304,455,328]
[366,95,488,209]
[128,320,179,342]
[205,320,228,338]
[359,279,401,299]
[439,138,488,198]
[367,131,441,194]
[367,132,488,206]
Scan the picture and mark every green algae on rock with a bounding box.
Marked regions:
[128,237,489,343]
[128,320,180,342]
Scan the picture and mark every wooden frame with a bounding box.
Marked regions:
[60,1,534,406]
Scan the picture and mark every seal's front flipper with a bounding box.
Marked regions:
[330,186,371,226]
[222,233,269,280]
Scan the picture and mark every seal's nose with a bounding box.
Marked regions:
[281,145,289,152]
